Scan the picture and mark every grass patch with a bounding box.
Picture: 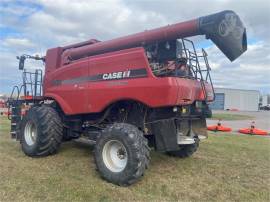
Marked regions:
[210,113,254,121]
[0,116,269,201]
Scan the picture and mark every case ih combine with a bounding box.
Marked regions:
[8,10,247,186]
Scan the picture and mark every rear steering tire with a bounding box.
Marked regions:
[20,105,63,157]
[167,140,199,158]
[94,123,150,186]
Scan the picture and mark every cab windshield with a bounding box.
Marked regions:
[145,39,210,81]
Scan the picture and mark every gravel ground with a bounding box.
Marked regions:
[207,110,270,132]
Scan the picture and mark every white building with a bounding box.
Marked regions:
[210,88,260,111]
[261,95,269,107]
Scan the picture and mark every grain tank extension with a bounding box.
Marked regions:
[8,10,247,186]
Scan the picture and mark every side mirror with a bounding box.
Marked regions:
[17,55,26,70]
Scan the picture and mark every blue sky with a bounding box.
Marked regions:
[0,0,269,95]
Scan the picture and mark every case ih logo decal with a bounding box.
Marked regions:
[52,68,147,86]
[102,70,131,80]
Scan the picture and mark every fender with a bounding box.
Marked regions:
[44,93,73,115]
[96,97,150,113]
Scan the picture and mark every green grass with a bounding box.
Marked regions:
[0,116,269,202]
[210,113,254,121]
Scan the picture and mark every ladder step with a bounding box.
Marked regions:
[11,123,17,126]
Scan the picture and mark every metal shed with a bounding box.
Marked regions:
[210,88,259,111]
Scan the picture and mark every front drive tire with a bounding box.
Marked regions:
[20,105,63,157]
[167,140,199,158]
[94,123,150,186]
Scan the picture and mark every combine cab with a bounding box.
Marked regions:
[8,10,247,186]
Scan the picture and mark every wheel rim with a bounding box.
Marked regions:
[24,121,37,146]
[102,140,128,172]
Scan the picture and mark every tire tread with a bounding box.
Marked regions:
[94,123,150,186]
[21,105,63,157]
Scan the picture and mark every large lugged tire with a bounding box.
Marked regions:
[167,140,199,158]
[20,105,63,157]
[94,123,150,186]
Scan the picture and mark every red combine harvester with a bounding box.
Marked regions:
[8,10,247,186]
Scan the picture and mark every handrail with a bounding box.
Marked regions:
[7,84,25,120]
[22,68,43,98]
[10,85,19,100]
[202,48,215,101]
[182,38,207,101]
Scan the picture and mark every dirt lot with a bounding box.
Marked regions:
[207,110,270,132]
[0,116,270,202]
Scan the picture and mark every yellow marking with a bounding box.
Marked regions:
[182,108,187,113]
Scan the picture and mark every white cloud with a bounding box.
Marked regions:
[2,38,35,48]
[206,41,270,93]
[0,0,269,94]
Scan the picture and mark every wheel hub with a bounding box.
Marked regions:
[102,140,128,172]
[24,121,37,146]
[117,148,126,159]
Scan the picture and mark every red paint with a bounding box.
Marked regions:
[207,120,232,132]
[238,122,268,136]
[45,19,198,71]
[20,95,33,100]
[207,125,232,132]
[45,10,247,72]
[44,47,213,115]
[43,10,248,115]
[238,128,268,136]
[61,20,198,65]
